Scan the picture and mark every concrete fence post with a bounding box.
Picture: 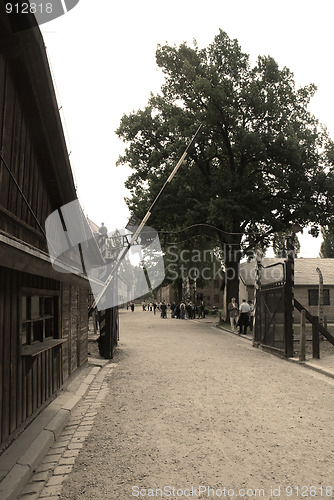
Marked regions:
[299,309,306,362]
[312,315,320,360]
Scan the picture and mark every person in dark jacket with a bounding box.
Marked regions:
[160,301,167,318]
[238,299,250,335]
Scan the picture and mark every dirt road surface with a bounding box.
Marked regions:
[60,308,334,500]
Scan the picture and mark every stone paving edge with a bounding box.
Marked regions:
[0,359,110,500]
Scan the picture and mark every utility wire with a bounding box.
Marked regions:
[165,234,221,245]
[160,223,271,236]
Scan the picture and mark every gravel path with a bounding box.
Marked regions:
[60,309,334,500]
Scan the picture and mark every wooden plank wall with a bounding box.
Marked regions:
[61,284,71,380]
[0,31,90,451]
[78,289,89,366]
[0,52,52,251]
[61,284,89,378]
[70,287,78,374]
[0,266,89,450]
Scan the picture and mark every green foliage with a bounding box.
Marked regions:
[162,235,223,288]
[272,231,301,258]
[116,29,334,305]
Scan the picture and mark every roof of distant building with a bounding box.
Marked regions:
[87,218,100,234]
[240,258,334,287]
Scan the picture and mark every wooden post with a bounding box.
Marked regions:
[299,310,306,362]
[98,308,114,359]
[93,310,98,335]
[284,257,294,357]
[312,315,320,359]
[324,315,328,330]
[316,267,324,326]
[253,250,262,344]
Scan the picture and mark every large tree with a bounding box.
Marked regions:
[272,231,301,258]
[116,30,334,311]
[319,227,334,258]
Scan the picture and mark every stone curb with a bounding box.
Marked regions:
[0,359,109,500]
[217,324,334,381]
[216,324,253,341]
[288,357,334,380]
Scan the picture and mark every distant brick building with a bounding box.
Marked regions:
[156,278,225,309]
[196,279,225,308]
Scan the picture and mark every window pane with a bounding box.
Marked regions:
[21,324,29,345]
[44,297,54,316]
[21,292,58,344]
[309,289,331,306]
[45,318,53,338]
[308,290,318,306]
[33,320,43,342]
[22,297,27,322]
[31,296,40,320]
[39,297,44,316]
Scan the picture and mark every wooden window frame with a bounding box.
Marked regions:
[308,289,330,307]
[20,287,65,357]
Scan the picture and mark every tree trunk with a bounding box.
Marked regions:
[221,239,242,321]
[176,277,183,302]
[224,259,240,320]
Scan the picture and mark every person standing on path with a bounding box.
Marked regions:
[186,302,192,319]
[180,302,186,319]
[248,300,254,332]
[161,301,167,318]
[227,297,238,331]
[238,299,250,335]
[198,300,205,319]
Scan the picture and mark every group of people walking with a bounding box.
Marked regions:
[228,298,254,335]
[128,297,254,334]
[127,300,206,320]
[170,301,204,319]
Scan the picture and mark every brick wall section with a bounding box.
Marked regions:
[157,280,225,309]
[196,279,225,308]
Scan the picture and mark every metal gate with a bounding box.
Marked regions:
[255,281,286,355]
[253,255,295,358]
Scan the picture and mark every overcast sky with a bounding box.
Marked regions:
[41,0,334,257]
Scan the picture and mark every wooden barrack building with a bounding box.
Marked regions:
[0,6,90,452]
